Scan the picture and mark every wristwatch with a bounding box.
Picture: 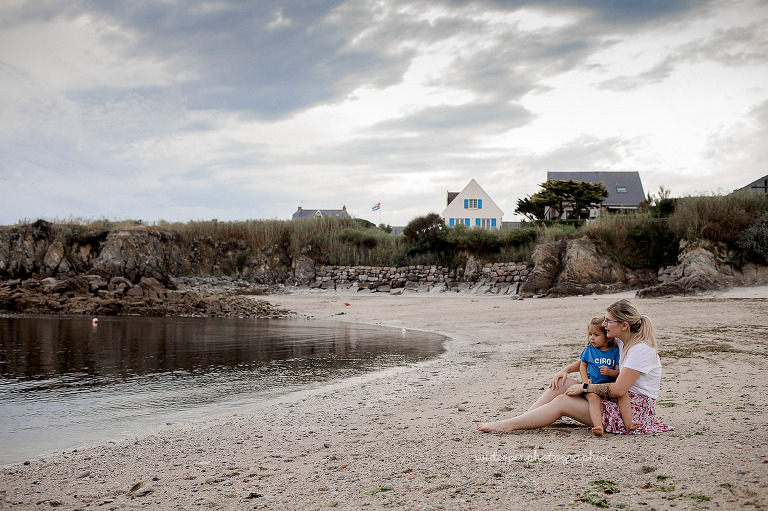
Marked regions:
[582,383,589,390]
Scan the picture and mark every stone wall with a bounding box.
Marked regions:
[300,261,531,295]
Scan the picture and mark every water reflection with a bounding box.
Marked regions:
[0,316,445,464]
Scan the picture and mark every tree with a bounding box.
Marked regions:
[514,196,546,221]
[403,213,448,254]
[520,179,609,220]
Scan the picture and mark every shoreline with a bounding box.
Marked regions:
[1,288,767,509]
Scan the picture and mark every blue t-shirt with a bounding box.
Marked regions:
[579,344,620,384]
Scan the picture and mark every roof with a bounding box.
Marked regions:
[740,174,768,193]
[546,171,645,208]
[291,207,350,220]
[442,178,504,219]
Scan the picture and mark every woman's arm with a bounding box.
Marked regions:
[566,367,641,398]
[550,359,582,390]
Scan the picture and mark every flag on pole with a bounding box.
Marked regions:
[372,202,381,211]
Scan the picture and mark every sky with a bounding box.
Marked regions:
[1,0,767,227]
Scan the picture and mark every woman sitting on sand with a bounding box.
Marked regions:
[477,299,673,435]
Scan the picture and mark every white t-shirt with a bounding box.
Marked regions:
[616,339,662,399]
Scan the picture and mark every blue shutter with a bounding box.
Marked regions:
[465,218,470,226]
[491,218,497,227]
[464,199,469,209]
[449,218,455,227]
[476,218,481,227]
[478,199,482,209]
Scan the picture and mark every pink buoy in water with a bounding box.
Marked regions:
[92,318,98,325]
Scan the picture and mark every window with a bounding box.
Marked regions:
[466,199,478,209]
[616,186,627,193]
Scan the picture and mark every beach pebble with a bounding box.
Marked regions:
[457,405,467,412]
[128,481,153,498]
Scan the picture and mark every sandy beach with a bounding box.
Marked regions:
[1,288,767,510]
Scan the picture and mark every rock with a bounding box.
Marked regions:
[128,481,153,498]
[42,240,71,276]
[139,276,166,299]
[464,256,479,282]
[522,237,655,298]
[292,255,316,284]
[637,245,726,298]
[520,240,565,296]
[429,283,446,294]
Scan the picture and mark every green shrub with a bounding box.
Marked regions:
[736,212,768,265]
[446,225,501,256]
[501,227,538,248]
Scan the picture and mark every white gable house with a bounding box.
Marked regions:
[442,179,504,229]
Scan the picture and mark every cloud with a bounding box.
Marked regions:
[0,0,766,226]
[599,15,768,91]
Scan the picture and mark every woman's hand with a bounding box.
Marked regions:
[549,368,569,390]
[565,385,583,396]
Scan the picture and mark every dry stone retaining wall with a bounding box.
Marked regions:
[300,262,531,295]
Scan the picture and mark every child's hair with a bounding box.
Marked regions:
[588,317,616,349]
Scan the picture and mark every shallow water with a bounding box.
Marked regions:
[0,315,445,464]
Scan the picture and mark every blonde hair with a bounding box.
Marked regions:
[605,299,656,360]
[588,317,615,349]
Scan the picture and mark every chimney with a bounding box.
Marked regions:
[342,205,346,210]
[297,206,302,211]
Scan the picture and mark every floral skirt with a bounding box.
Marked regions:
[600,392,674,435]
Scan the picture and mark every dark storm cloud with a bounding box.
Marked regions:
[67,0,414,119]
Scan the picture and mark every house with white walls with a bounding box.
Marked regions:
[441,179,504,229]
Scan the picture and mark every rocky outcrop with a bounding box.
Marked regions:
[519,240,566,296]
[520,237,655,297]
[0,222,294,285]
[3,222,763,306]
[0,220,109,279]
[637,242,768,298]
[0,275,291,318]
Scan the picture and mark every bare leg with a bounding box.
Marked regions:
[617,394,640,432]
[586,393,604,436]
[527,377,580,412]
[478,394,592,433]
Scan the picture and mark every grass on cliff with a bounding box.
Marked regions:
[12,191,768,273]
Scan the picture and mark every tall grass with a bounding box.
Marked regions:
[668,191,768,245]
[584,214,679,269]
[12,191,768,273]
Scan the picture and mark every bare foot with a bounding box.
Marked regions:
[591,426,604,436]
[477,422,503,433]
[627,421,641,432]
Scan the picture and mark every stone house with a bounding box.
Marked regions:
[544,171,645,219]
[292,206,351,220]
[441,179,504,229]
